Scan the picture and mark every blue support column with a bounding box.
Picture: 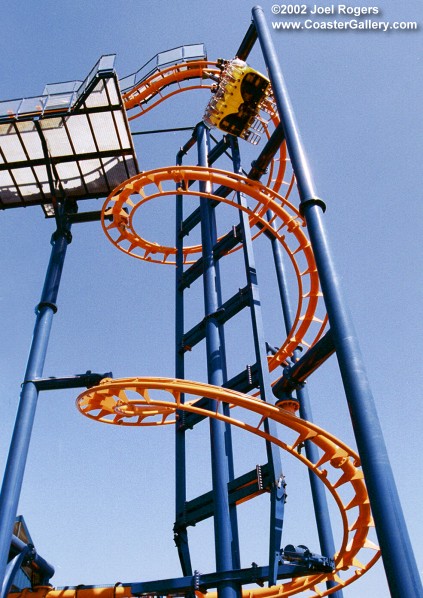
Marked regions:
[252,6,423,597]
[296,391,342,594]
[0,210,72,590]
[197,124,241,598]
[268,223,342,597]
[208,150,241,575]
[174,148,192,576]
[229,137,285,587]
[1,545,33,598]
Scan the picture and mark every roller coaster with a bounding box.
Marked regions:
[0,6,421,598]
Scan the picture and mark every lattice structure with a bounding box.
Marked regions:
[77,377,380,596]
[0,7,421,598]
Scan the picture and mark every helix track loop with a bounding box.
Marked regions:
[76,377,380,597]
[85,55,381,597]
[122,60,288,195]
[101,166,326,366]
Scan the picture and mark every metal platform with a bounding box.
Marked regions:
[0,55,138,216]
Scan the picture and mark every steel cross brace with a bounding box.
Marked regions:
[26,371,113,392]
[1,544,34,598]
[229,136,286,587]
[175,463,272,528]
[131,553,334,596]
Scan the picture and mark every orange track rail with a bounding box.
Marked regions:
[102,165,326,367]
[75,377,380,597]
[50,59,379,598]
[122,60,288,195]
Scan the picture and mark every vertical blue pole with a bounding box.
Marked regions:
[0,215,72,590]
[230,137,285,587]
[174,149,193,576]
[197,124,241,598]
[208,149,241,574]
[252,6,423,597]
[269,226,342,597]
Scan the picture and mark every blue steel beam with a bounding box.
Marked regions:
[69,210,113,224]
[272,330,334,397]
[175,464,272,528]
[236,22,258,61]
[0,207,73,590]
[181,286,250,352]
[197,123,241,598]
[265,209,341,597]
[199,202,242,576]
[178,363,260,431]
[174,130,241,579]
[1,544,33,598]
[9,534,55,584]
[180,125,285,240]
[131,552,334,596]
[179,224,242,291]
[174,145,193,577]
[178,135,231,238]
[229,136,286,587]
[31,372,113,391]
[252,6,423,597]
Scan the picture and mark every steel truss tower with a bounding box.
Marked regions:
[0,7,420,598]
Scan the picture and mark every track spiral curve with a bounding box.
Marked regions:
[87,56,381,596]
[76,377,380,597]
[122,59,289,195]
[102,166,327,366]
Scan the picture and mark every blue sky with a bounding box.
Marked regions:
[0,1,422,596]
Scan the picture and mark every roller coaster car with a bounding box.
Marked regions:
[203,59,270,143]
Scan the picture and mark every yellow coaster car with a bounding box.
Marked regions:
[203,59,270,143]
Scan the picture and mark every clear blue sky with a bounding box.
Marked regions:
[0,1,422,596]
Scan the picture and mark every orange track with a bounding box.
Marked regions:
[122,60,288,196]
[50,59,379,598]
[102,165,326,367]
[74,377,380,597]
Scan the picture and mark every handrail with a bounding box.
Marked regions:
[0,54,116,121]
